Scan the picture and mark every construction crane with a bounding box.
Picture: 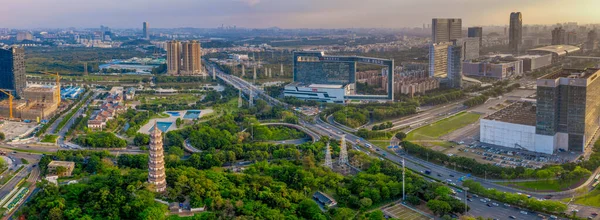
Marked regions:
[0,89,14,120]
[40,71,62,106]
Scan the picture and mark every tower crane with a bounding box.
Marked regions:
[40,72,62,106]
[0,89,14,120]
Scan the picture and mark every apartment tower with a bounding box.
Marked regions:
[166,41,181,74]
[552,27,566,45]
[181,40,202,75]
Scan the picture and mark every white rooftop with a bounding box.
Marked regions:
[308,84,344,89]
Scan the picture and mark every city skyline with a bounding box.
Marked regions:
[3,0,600,29]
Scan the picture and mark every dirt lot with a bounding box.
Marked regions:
[0,121,37,140]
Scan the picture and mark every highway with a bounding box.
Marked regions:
[208,62,565,219]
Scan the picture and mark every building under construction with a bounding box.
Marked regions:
[0,86,59,120]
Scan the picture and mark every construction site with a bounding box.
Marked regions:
[0,85,60,121]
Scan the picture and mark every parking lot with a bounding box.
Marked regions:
[382,203,433,220]
[451,143,579,169]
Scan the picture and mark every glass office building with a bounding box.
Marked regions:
[0,46,25,98]
[536,68,600,151]
[292,51,394,100]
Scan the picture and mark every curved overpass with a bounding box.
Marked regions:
[262,123,320,143]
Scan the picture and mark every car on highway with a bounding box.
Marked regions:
[520,211,528,215]
[437,173,442,177]
[509,216,516,219]
[486,203,492,207]
[549,215,558,219]
[467,198,473,202]
[449,174,455,177]
[504,203,511,207]
[492,203,498,206]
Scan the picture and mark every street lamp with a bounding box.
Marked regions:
[464,187,469,214]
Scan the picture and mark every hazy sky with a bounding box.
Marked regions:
[2,0,600,29]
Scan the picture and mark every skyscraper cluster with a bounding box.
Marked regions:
[0,46,26,98]
[166,40,203,75]
[430,18,474,88]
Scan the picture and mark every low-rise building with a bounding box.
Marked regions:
[515,54,552,72]
[313,191,337,208]
[87,89,127,130]
[462,58,523,80]
[480,101,542,153]
[284,83,352,104]
[47,160,75,177]
[527,45,581,63]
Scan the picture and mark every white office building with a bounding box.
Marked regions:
[284,83,353,103]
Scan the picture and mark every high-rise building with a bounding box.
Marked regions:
[0,46,26,98]
[429,42,463,88]
[551,27,566,45]
[432,18,462,43]
[588,30,598,43]
[454,37,480,61]
[567,31,577,45]
[509,12,523,53]
[181,40,202,75]
[148,122,167,192]
[166,41,181,74]
[536,68,600,152]
[429,42,450,77]
[585,30,598,51]
[447,44,463,88]
[143,22,150,39]
[467,27,483,47]
[16,32,32,42]
[167,40,203,75]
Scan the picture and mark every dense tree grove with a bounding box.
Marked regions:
[356,128,395,139]
[22,139,469,219]
[332,107,370,128]
[73,132,127,148]
[372,122,393,131]
[417,90,464,106]
[19,169,167,220]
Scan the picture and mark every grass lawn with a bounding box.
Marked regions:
[573,188,600,207]
[407,112,480,141]
[370,140,392,149]
[40,135,58,143]
[498,178,583,192]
